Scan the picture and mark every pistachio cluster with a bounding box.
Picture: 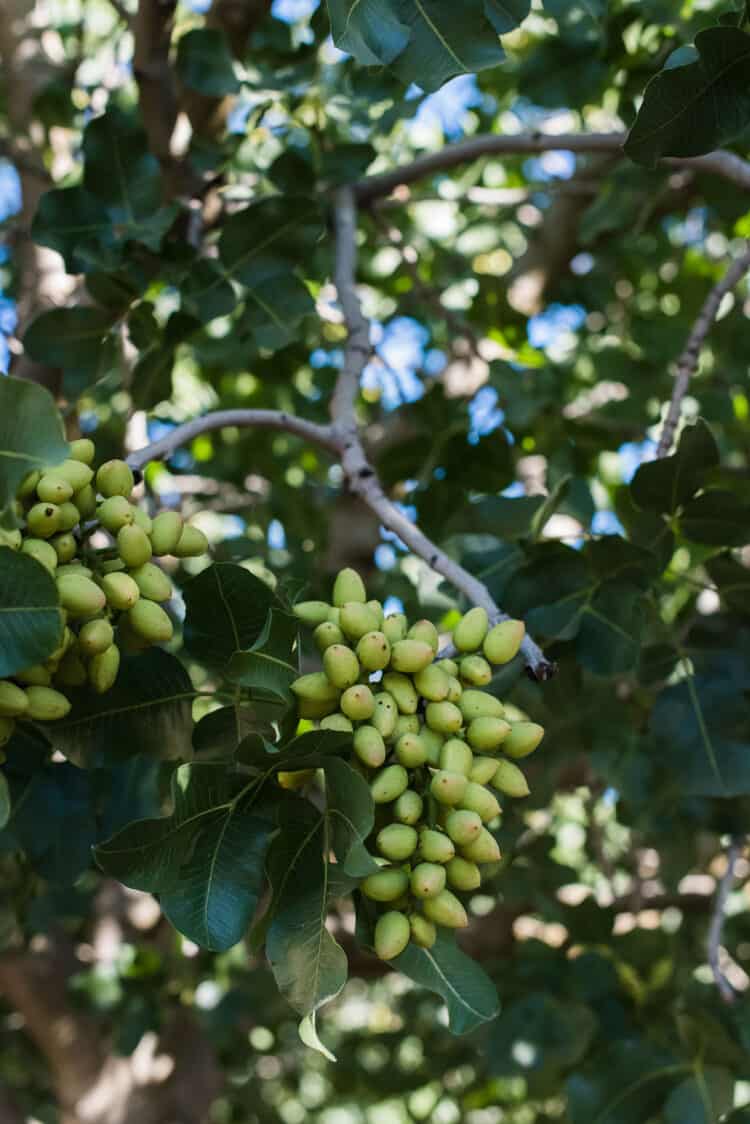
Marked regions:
[0,439,208,749]
[292,568,544,962]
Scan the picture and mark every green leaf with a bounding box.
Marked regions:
[0,549,63,678]
[193,704,276,757]
[241,273,315,351]
[679,490,750,545]
[650,650,750,797]
[625,27,750,165]
[23,307,117,382]
[227,608,299,703]
[327,0,410,65]
[566,1039,686,1124]
[218,196,322,289]
[705,554,750,616]
[265,802,350,1059]
[181,261,237,324]
[50,649,195,768]
[0,773,10,831]
[176,28,240,96]
[31,186,111,272]
[160,800,275,950]
[575,581,647,677]
[94,761,254,892]
[454,495,545,539]
[0,377,69,525]
[393,931,500,1034]
[484,0,530,34]
[488,993,597,1085]
[236,728,351,772]
[323,757,379,878]
[630,419,719,514]
[392,1,506,92]
[663,1068,734,1124]
[183,563,284,668]
[82,108,162,218]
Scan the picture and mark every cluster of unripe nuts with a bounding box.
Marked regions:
[0,439,208,751]
[292,569,544,963]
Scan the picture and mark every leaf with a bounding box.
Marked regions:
[23,307,117,382]
[236,728,352,772]
[625,27,750,165]
[630,419,719,514]
[394,2,506,92]
[241,273,315,351]
[50,649,195,768]
[0,377,69,525]
[95,761,256,892]
[0,548,63,678]
[218,197,322,289]
[193,704,275,757]
[679,490,750,545]
[454,495,545,539]
[83,108,162,218]
[265,802,350,1058]
[2,762,97,883]
[393,931,500,1034]
[160,801,275,950]
[705,554,750,615]
[323,757,379,878]
[484,0,530,34]
[176,28,240,96]
[663,1067,734,1124]
[181,261,237,324]
[566,1039,685,1124]
[31,186,111,272]
[327,0,410,65]
[650,649,750,797]
[227,608,299,702]
[183,563,284,668]
[575,581,647,677]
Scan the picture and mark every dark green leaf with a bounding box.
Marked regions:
[566,1039,685,1124]
[327,0,410,65]
[265,801,350,1059]
[323,757,378,877]
[176,29,240,96]
[160,801,275,950]
[679,490,750,545]
[83,108,162,217]
[218,197,322,288]
[393,930,500,1034]
[484,0,530,34]
[241,273,314,351]
[454,495,545,539]
[183,563,284,668]
[626,28,750,165]
[51,649,195,768]
[663,1067,734,1124]
[705,553,750,615]
[227,608,298,702]
[0,548,63,678]
[0,377,69,524]
[24,307,117,381]
[181,261,237,324]
[630,420,719,514]
[94,761,247,891]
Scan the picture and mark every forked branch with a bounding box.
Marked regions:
[129,191,555,681]
[707,836,744,1004]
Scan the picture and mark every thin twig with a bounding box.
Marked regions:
[125,409,339,471]
[708,836,744,1004]
[354,133,750,205]
[331,186,555,682]
[656,244,750,457]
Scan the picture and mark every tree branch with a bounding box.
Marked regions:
[354,132,750,204]
[707,835,744,1004]
[126,409,340,470]
[331,186,555,682]
[656,243,750,458]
